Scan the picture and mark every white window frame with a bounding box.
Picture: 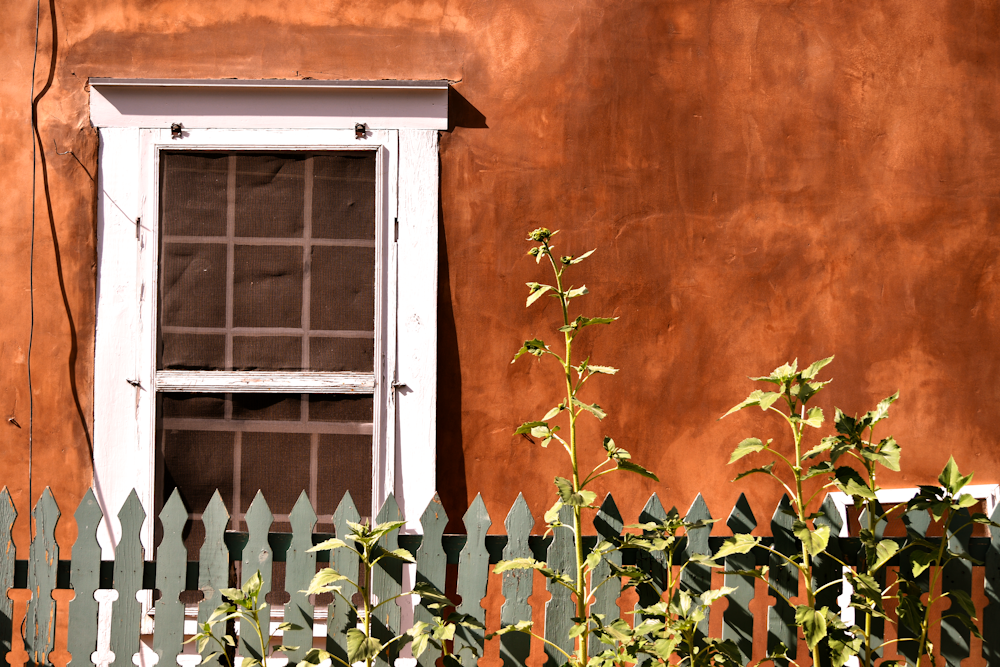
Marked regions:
[91,79,445,556]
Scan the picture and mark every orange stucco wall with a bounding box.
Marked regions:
[2,0,1000,546]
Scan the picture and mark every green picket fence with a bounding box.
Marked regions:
[2,486,1000,667]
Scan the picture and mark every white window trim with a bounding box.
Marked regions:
[92,80,445,557]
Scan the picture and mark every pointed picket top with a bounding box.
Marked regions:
[0,487,17,667]
[290,491,318,534]
[499,494,534,667]
[455,494,492,665]
[858,501,887,539]
[333,490,361,530]
[727,493,757,535]
[590,494,623,657]
[159,488,188,537]
[723,493,756,664]
[416,493,448,587]
[110,489,145,667]
[241,490,274,662]
[683,493,713,557]
[767,495,797,663]
[457,493,492,619]
[284,492,318,665]
[594,492,623,539]
[639,492,668,525]
[67,489,102,667]
[26,488,60,666]
[813,495,845,612]
[198,490,231,638]
[154,490,188,667]
[375,492,402,524]
[415,494,449,667]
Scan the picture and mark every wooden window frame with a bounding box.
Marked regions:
[91,80,445,556]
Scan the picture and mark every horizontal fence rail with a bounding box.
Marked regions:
[1,487,999,667]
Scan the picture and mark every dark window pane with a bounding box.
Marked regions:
[231,394,301,421]
[241,432,311,516]
[309,337,374,372]
[161,393,226,419]
[309,395,374,422]
[317,434,372,520]
[160,153,228,237]
[233,245,303,328]
[311,246,374,331]
[313,154,376,240]
[235,155,305,238]
[233,335,302,371]
[160,333,226,370]
[161,429,234,514]
[160,243,227,328]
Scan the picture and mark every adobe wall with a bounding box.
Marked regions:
[2,0,999,544]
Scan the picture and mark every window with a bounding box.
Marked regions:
[91,79,446,554]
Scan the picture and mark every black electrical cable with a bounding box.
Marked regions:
[28,0,42,514]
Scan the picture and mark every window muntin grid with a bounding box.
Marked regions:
[156,150,377,532]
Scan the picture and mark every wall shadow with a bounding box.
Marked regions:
[448,87,488,131]
[435,189,467,533]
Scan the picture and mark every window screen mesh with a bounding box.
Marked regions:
[158,151,376,372]
[160,393,373,535]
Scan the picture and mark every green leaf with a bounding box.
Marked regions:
[722,389,766,418]
[729,437,766,464]
[712,535,760,561]
[526,283,554,307]
[872,539,900,571]
[297,649,333,666]
[833,467,877,500]
[939,456,973,495]
[346,629,383,664]
[566,285,589,299]
[511,338,550,363]
[864,391,899,425]
[542,405,564,421]
[413,581,453,607]
[274,645,300,654]
[544,499,563,524]
[865,437,901,472]
[950,588,977,618]
[201,652,221,665]
[275,622,302,633]
[308,537,349,553]
[794,521,830,556]
[382,548,416,563]
[410,632,430,658]
[367,520,407,540]
[616,459,659,481]
[795,605,828,649]
[956,493,979,509]
[587,364,618,374]
[568,249,596,264]
[802,440,834,460]
[801,356,834,380]
[801,406,824,428]
[733,462,775,482]
[910,549,936,577]
[572,397,606,420]
[554,476,597,507]
[242,570,263,597]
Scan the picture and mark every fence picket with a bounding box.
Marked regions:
[198,491,231,667]
[110,490,145,667]
[499,494,533,667]
[241,491,274,661]
[153,491,188,667]
[681,493,712,642]
[634,494,668,667]
[25,488,59,666]
[898,505,932,666]
[326,493,360,663]
[67,490,101,667]
[372,494,403,667]
[589,494,622,657]
[455,494,490,665]
[983,500,1000,663]
[723,493,756,664]
[415,494,448,667]
[284,493,318,663]
[767,496,797,664]
[543,503,575,667]
[941,507,973,666]
[0,488,16,667]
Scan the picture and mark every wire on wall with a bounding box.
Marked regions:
[27,0,42,516]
